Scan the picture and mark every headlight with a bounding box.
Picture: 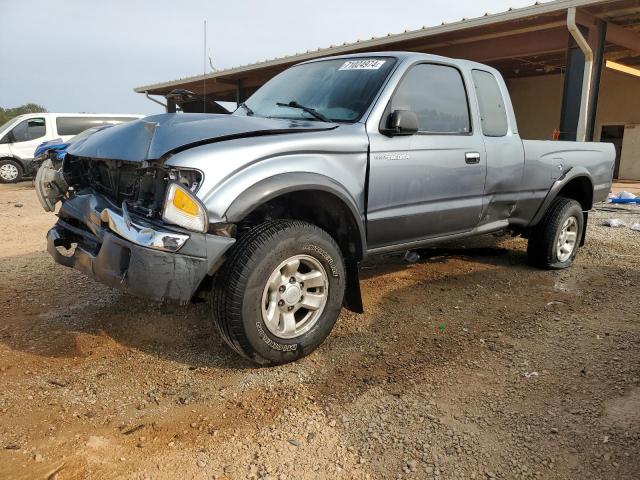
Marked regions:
[162,182,208,233]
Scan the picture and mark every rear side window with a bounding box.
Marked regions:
[472,70,508,137]
[388,63,471,134]
[10,118,46,142]
[56,116,137,136]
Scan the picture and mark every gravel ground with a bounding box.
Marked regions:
[0,182,638,480]
[590,203,640,241]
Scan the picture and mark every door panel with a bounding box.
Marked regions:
[366,62,487,249]
[8,117,48,160]
[470,69,525,226]
[367,134,486,248]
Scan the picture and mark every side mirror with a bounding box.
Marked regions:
[0,134,10,144]
[381,110,418,136]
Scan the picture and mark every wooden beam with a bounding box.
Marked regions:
[606,22,640,53]
[575,9,597,28]
[575,6,640,54]
[211,79,236,85]
[429,28,568,62]
[399,21,567,51]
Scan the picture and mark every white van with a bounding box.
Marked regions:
[0,113,143,183]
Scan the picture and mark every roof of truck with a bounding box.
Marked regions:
[298,51,500,71]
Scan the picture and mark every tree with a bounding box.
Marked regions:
[0,103,47,125]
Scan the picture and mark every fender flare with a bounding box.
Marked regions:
[224,172,367,259]
[530,166,594,226]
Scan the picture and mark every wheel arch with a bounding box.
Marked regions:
[557,175,594,211]
[225,172,366,260]
[224,173,366,313]
[530,168,594,226]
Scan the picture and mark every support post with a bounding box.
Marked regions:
[559,31,587,141]
[236,79,246,105]
[586,19,607,141]
[561,7,593,142]
[167,97,177,113]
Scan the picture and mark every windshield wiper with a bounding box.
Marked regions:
[276,101,331,122]
[237,102,254,116]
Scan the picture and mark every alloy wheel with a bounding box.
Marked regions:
[0,163,19,182]
[261,254,329,339]
[556,216,578,262]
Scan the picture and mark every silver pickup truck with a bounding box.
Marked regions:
[37,52,615,365]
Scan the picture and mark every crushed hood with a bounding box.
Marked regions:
[66,113,337,162]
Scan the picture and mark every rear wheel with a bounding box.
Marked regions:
[0,159,23,184]
[212,220,346,366]
[527,197,584,269]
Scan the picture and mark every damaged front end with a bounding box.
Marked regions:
[62,155,203,218]
[41,154,235,304]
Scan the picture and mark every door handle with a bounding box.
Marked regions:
[465,152,481,164]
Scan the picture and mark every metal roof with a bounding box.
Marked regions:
[134,0,640,99]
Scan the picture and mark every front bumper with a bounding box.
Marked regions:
[47,191,235,304]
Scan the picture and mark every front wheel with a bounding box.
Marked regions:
[0,159,23,184]
[527,197,584,269]
[212,220,346,366]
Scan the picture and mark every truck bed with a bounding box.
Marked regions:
[522,139,615,203]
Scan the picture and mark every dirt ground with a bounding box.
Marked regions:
[0,181,638,480]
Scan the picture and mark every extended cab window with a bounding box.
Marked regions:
[471,70,509,137]
[389,64,470,134]
[10,118,46,142]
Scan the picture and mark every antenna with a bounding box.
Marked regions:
[203,19,207,112]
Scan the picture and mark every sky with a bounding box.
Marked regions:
[0,0,549,115]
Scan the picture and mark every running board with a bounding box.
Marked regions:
[366,220,510,255]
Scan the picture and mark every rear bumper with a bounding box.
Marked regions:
[47,192,235,303]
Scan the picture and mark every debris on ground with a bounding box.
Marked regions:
[603,218,627,227]
[609,191,637,200]
[608,191,640,204]
[544,300,566,311]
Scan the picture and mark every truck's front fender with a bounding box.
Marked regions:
[225,172,367,258]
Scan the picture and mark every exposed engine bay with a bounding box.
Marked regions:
[35,154,202,219]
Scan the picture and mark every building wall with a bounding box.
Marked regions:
[506,69,640,180]
[620,125,640,180]
[506,74,563,141]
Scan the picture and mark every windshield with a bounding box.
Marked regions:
[239,57,397,123]
[0,116,22,137]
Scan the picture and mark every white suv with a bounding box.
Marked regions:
[0,113,143,183]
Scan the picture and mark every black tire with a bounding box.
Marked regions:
[212,220,346,366]
[527,197,584,269]
[0,159,23,184]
